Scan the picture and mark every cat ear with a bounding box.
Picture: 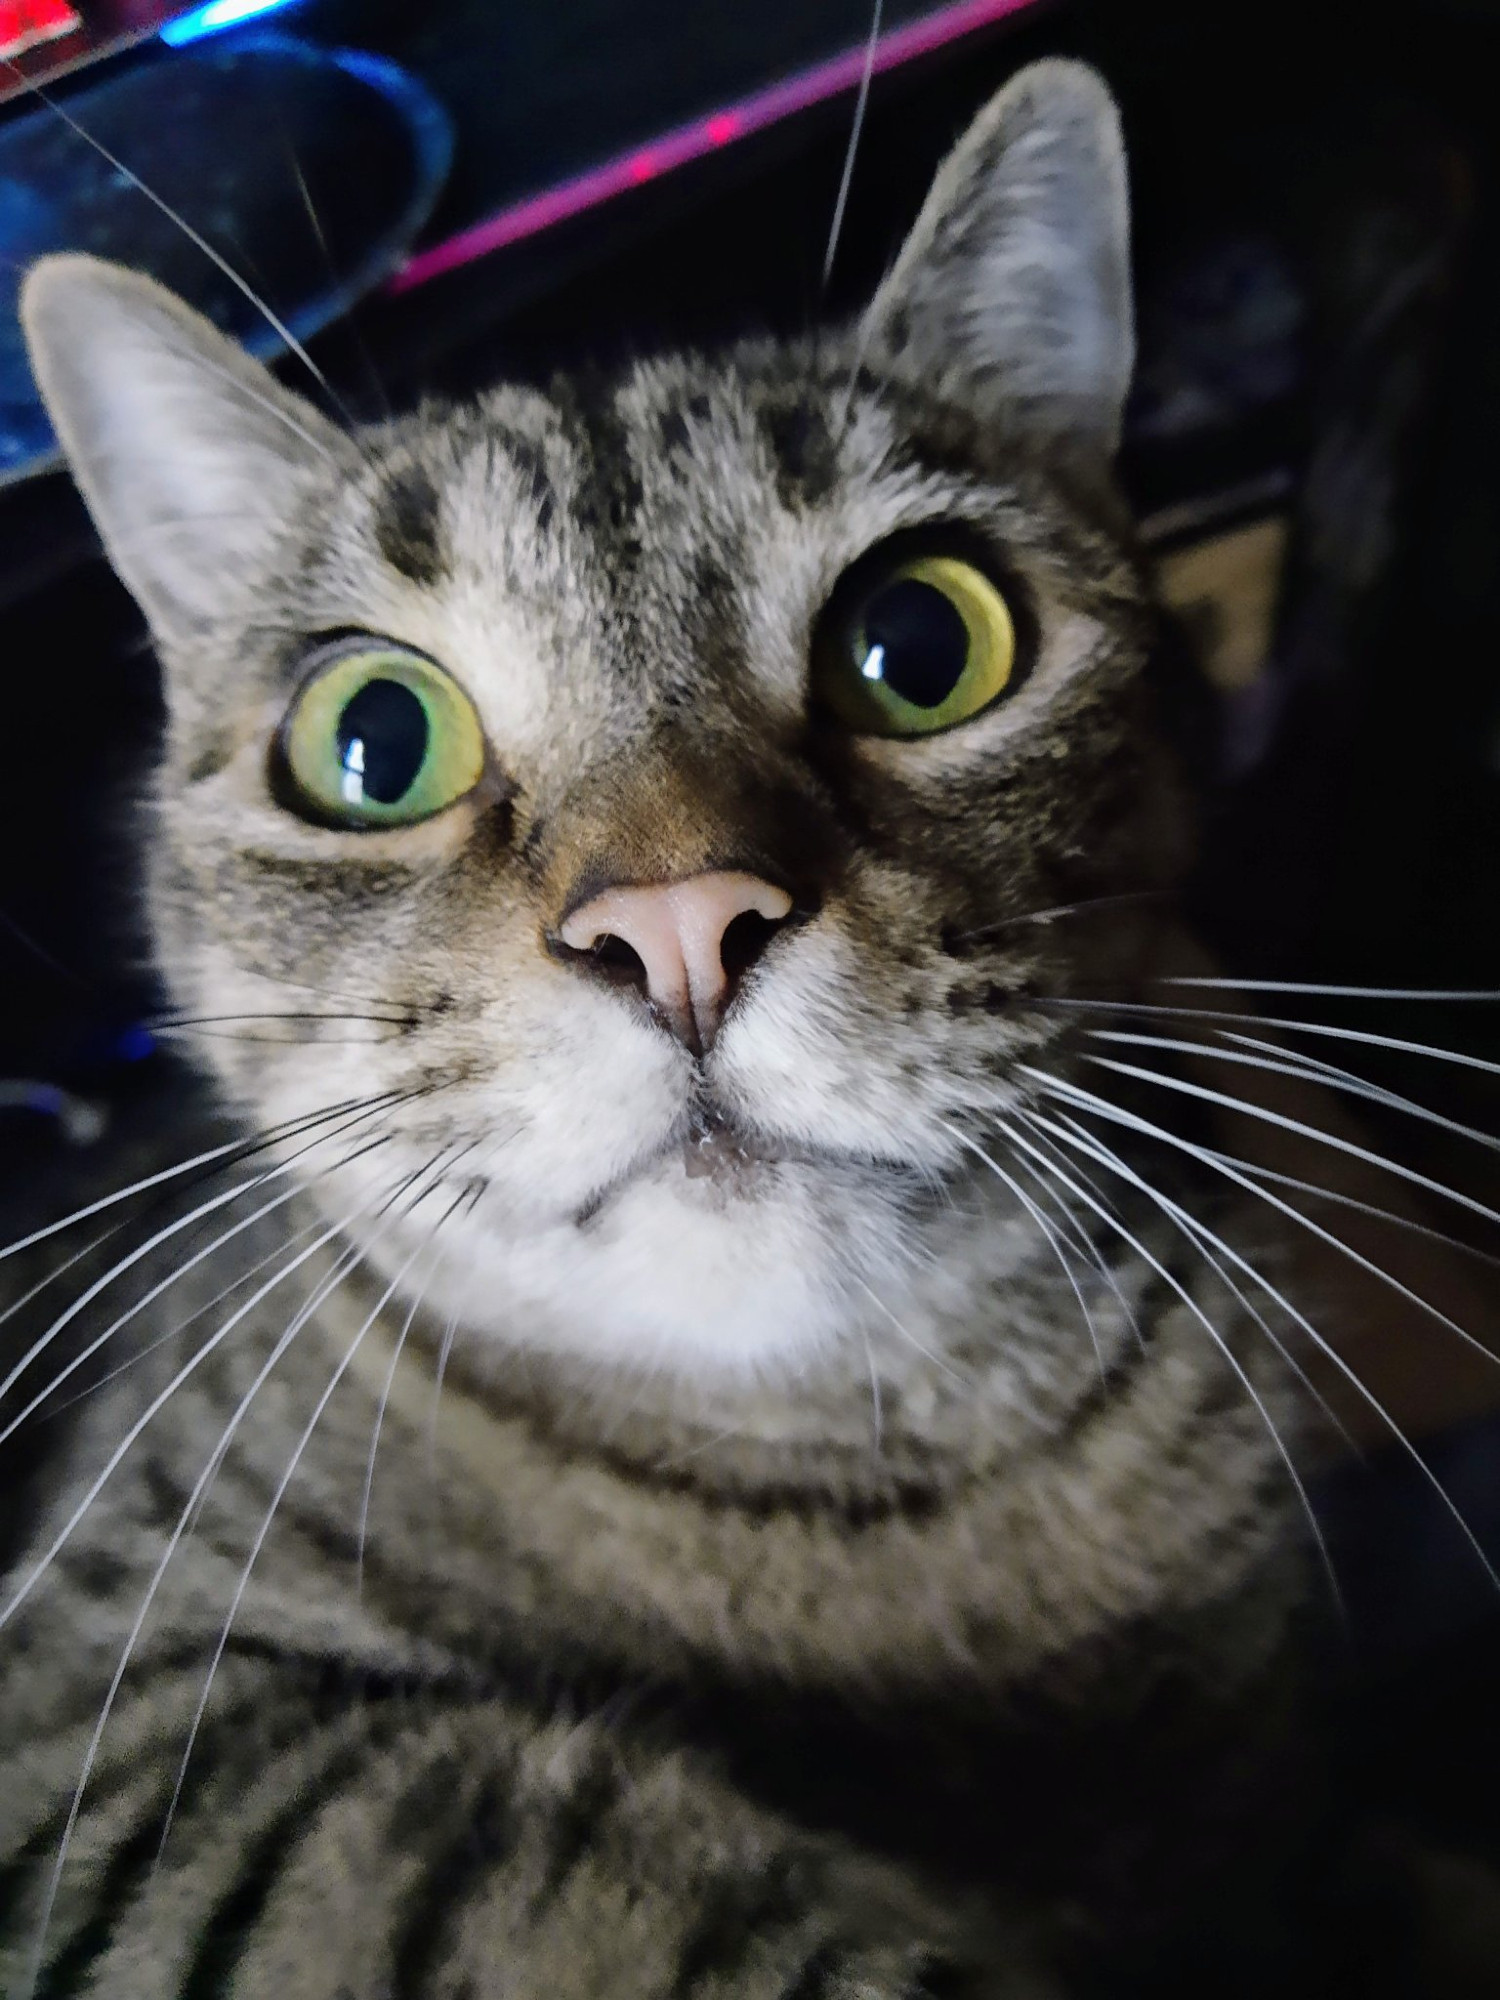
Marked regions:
[20,255,350,643]
[862,60,1133,457]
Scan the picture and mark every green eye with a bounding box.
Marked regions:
[812,552,1018,737]
[278,647,486,828]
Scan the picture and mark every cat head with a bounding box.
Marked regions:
[22,61,1181,1397]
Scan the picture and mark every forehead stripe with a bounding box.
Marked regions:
[374,463,447,588]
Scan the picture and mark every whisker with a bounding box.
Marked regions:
[148,1026,408,1047]
[0,1096,412,1362]
[0,1123,396,1448]
[1032,1064,1500,1376]
[1231,1018,1500,1079]
[0,1210,136,1340]
[146,1233,371,1867]
[1196,1147,1500,1275]
[649,1418,752,1475]
[146,1010,415,1031]
[355,1249,440,1586]
[0,903,89,988]
[1041,996,1500,1081]
[0,1094,418,1384]
[819,0,890,442]
[20,1143,430,1993]
[860,1321,884,1454]
[1079,1054,1500,1235]
[1163,979,1500,1002]
[1086,1028,1500,1158]
[0,1189,387,1639]
[197,969,414,1012]
[158,1153,462,1864]
[1023,1067,1500,1374]
[37,1211,334,1423]
[845,1268,970,1390]
[427,1307,462,1473]
[0,1094,411,1428]
[0,1122,448,1654]
[6,58,366,440]
[0,1090,404,1265]
[1221,1026,1500,1137]
[1023,1073,1500,1590]
[0,1179,301,1447]
[354,1139,491,1585]
[999,1130,1147,1354]
[943,890,1166,951]
[947,1116,1342,1603]
[934,1122,1107,1381]
[1007,1167,1110,1383]
[1016,1111,1361,1460]
[140,332,349,464]
[821,0,883,291]
[423,1173,493,1469]
[284,138,392,424]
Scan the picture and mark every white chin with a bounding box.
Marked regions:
[396,1158,874,1383]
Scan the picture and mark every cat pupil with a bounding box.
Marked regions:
[860,579,970,708]
[335,678,429,805]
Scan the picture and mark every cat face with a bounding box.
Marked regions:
[22,62,1182,1387]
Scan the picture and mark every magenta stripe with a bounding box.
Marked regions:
[388,0,1044,294]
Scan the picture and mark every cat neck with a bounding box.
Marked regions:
[318,1255,1300,1701]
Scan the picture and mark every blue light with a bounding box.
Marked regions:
[115,1024,157,1063]
[160,0,300,46]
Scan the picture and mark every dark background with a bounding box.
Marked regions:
[4,0,1500,1876]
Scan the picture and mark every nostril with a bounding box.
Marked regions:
[720,909,782,986]
[554,871,794,1051]
[581,932,648,990]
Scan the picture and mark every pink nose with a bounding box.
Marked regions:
[557,870,793,1053]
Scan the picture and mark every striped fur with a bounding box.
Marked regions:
[1,59,1367,1998]
[2,1189,1302,1996]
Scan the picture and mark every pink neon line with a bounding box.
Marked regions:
[388,0,1043,294]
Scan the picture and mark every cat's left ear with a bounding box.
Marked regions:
[862,59,1133,459]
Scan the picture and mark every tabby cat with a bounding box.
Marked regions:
[0,56,1422,1999]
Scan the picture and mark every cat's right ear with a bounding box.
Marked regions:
[861,60,1133,461]
[20,255,350,645]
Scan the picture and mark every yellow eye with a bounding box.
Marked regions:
[277,646,486,828]
[812,552,1018,737]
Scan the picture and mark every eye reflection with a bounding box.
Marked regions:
[277,647,485,828]
[812,549,1020,738]
[333,678,431,807]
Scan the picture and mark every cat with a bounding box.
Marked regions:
[0,54,1454,1998]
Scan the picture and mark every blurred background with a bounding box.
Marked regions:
[3,0,1500,1883]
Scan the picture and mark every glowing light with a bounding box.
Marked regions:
[116,1025,157,1063]
[391,0,1045,296]
[861,645,886,682]
[0,0,80,61]
[160,0,300,47]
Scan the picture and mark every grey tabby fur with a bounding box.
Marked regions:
[0,58,1378,1998]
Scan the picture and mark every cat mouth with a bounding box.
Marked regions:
[677,1106,810,1182]
[570,1105,895,1224]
